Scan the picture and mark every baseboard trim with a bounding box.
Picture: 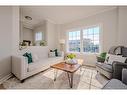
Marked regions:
[0,73,13,84]
[83,64,96,68]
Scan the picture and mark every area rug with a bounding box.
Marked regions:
[2,66,108,89]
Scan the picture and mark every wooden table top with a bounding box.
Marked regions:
[51,62,81,73]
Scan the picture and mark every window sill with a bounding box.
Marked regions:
[66,51,81,54]
[66,51,99,55]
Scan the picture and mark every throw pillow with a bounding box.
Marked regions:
[32,54,39,62]
[50,49,58,56]
[54,49,58,56]
[107,54,126,65]
[23,53,28,63]
[23,52,33,64]
[104,54,110,63]
[57,51,62,57]
[49,51,56,57]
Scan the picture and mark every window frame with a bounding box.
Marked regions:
[66,29,81,53]
[66,24,102,54]
[35,32,42,41]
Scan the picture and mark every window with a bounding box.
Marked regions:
[68,31,80,52]
[67,26,100,53]
[35,32,42,41]
[83,26,100,53]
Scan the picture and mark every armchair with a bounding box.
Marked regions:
[103,68,127,89]
[112,61,127,80]
[96,46,127,79]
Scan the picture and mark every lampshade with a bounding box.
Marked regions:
[59,39,65,44]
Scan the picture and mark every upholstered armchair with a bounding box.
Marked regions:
[103,68,127,89]
[96,46,127,79]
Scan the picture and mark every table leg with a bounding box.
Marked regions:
[67,72,71,85]
[70,73,73,88]
[67,72,73,88]
[54,69,58,81]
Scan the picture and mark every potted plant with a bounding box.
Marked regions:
[96,52,107,63]
[66,53,77,65]
[40,40,46,46]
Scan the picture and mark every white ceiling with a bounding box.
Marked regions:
[20,6,116,29]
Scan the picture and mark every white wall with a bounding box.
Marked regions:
[20,22,23,42]
[46,20,58,50]
[0,6,19,82]
[33,23,46,42]
[58,8,118,67]
[20,19,58,50]
[57,7,127,67]
[20,22,47,46]
[22,27,33,42]
[12,7,20,53]
[1,6,126,79]
[56,24,63,49]
[118,7,127,46]
[20,20,58,50]
[60,8,118,52]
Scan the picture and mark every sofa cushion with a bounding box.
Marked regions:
[50,49,58,56]
[28,57,63,72]
[104,54,110,63]
[24,46,49,59]
[96,62,113,73]
[32,54,39,62]
[108,54,126,65]
[57,51,62,57]
[122,47,127,57]
[48,51,56,57]
[103,79,127,89]
[28,60,49,72]
[122,68,127,85]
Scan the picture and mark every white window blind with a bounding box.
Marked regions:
[35,32,42,41]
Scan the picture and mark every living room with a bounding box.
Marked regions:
[0,4,127,91]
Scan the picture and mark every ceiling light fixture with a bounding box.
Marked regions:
[25,16,32,20]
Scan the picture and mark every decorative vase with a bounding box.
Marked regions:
[65,59,78,65]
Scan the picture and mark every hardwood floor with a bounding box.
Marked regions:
[0,84,5,89]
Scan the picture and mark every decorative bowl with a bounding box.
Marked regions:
[65,59,78,65]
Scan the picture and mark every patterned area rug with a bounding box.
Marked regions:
[2,66,108,89]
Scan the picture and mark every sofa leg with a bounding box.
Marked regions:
[20,79,25,83]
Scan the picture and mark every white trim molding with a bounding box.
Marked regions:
[66,24,102,54]
[0,73,13,84]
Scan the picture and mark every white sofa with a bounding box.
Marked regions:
[12,46,64,81]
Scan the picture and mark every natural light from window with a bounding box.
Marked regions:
[83,26,99,53]
[67,26,100,53]
[35,32,42,41]
[68,31,80,52]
